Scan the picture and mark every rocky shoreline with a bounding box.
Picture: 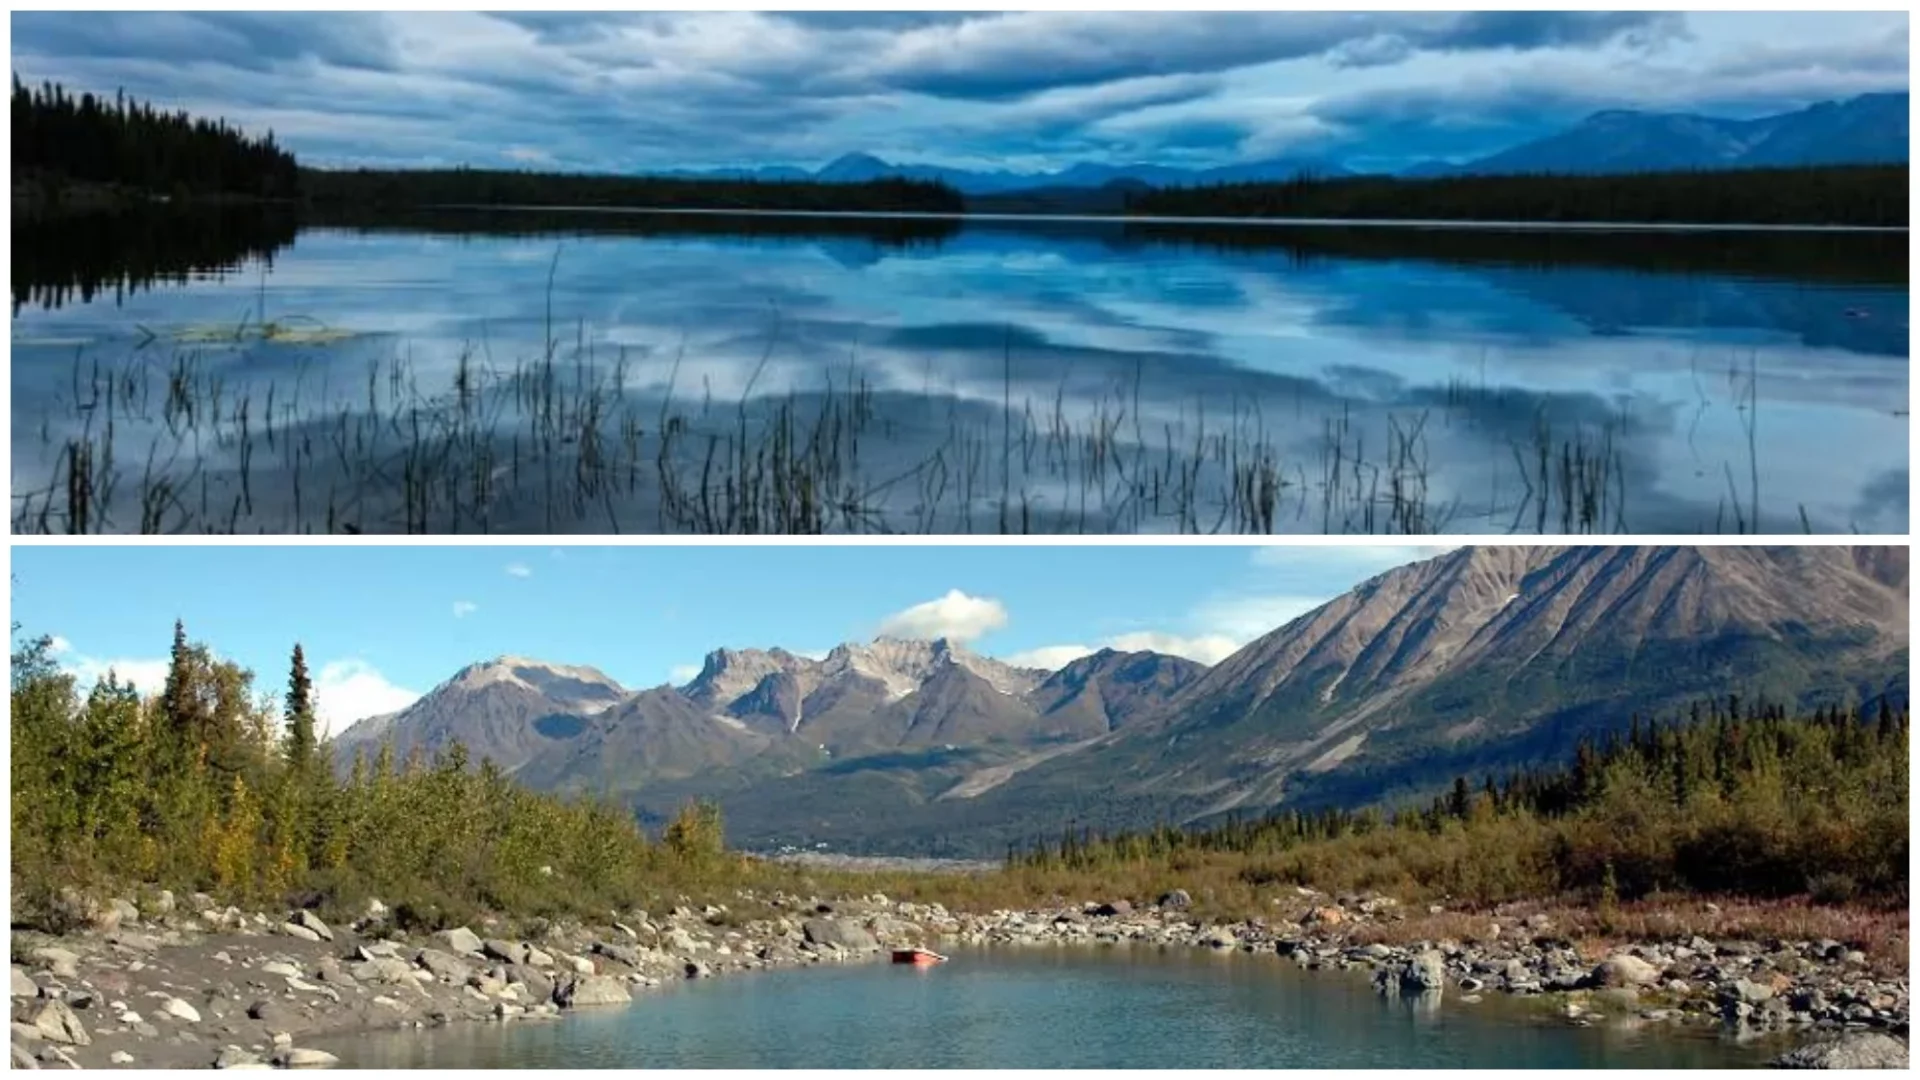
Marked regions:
[9,887,1909,1069]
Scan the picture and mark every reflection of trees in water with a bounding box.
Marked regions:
[1113,223,1907,287]
[11,204,299,315]
[304,205,964,253]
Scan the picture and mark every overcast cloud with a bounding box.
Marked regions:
[10,11,1907,172]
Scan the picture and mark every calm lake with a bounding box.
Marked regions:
[11,207,1906,534]
[323,946,1786,1068]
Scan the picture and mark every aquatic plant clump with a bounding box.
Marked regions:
[12,340,1677,536]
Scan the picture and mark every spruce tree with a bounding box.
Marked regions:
[285,643,315,773]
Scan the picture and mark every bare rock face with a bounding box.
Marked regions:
[1773,1033,1909,1069]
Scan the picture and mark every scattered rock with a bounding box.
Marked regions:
[159,998,201,1024]
[1305,906,1344,926]
[109,1050,134,1064]
[278,923,322,944]
[1156,890,1192,911]
[1092,901,1132,918]
[276,1047,340,1068]
[11,967,39,998]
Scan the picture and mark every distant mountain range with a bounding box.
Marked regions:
[663,93,1907,195]
[336,546,1908,856]
[669,152,1353,195]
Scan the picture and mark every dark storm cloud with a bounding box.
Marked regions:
[872,11,1680,99]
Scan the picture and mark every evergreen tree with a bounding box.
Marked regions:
[284,644,316,774]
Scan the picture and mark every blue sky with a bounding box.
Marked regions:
[11,543,1449,732]
[9,11,1907,173]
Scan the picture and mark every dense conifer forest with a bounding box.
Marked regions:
[1124,165,1909,228]
[12,78,299,202]
[9,627,728,931]
[298,168,966,214]
[1011,699,1909,907]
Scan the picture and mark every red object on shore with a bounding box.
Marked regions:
[892,948,948,965]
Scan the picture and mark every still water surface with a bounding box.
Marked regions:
[326,946,1783,1068]
[11,208,1905,534]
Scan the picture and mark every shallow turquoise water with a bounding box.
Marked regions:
[328,946,1785,1068]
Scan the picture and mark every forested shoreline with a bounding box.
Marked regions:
[1008,701,1909,912]
[13,618,1906,936]
[1124,166,1909,228]
[13,79,1907,227]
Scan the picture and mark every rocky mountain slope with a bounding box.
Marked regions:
[334,547,1906,856]
[711,547,1907,852]
[332,639,1196,795]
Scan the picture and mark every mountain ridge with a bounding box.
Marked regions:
[333,546,1907,857]
[658,92,1907,193]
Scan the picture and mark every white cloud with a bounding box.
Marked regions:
[62,653,171,697]
[47,635,72,654]
[452,600,479,618]
[1002,644,1098,670]
[1108,631,1243,665]
[1002,631,1243,671]
[876,589,1009,643]
[504,562,533,579]
[668,664,702,685]
[315,659,420,735]
[501,146,554,164]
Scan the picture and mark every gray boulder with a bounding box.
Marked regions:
[1157,890,1193,910]
[802,918,879,953]
[275,1048,340,1068]
[593,942,642,968]
[1377,951,1447,998]
[27,949,77,981]
[289,911,333,942]
[482,940,527,965]
[1591,954,1661,989]
[554,975,631,1009]
[30,1001,89,1046]
[414,949,472,983]
[436,927,484,956]
[1773,1033,1909,1069]
[11,968,38,998]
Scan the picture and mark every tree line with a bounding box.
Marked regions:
[1012,696,1909,906]
[298,167,965,215]
[12,77,299,202]
[1125,165,1910,228]
[10,624,729,932]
